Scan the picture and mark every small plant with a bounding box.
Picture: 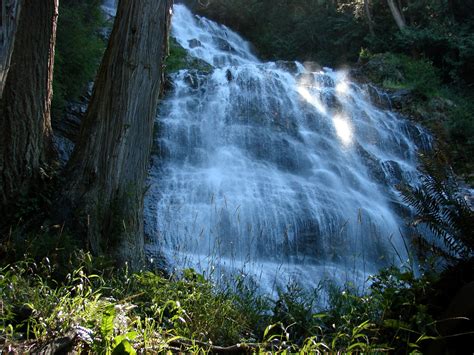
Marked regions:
[359,47,373,63]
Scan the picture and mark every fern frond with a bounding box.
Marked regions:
[398,149,474,261]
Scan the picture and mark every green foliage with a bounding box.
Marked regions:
[272,281,319,343]
[52,0,107,116]
[127,268,254,345]
[364,53,441,97]
[165,37,189,73]
[399,150,474,261]
[439,89,474,178]
[368,267,438,350]
[0,249,446,353]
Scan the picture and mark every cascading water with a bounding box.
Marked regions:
[144,5,432,292]
[101,0,117,17]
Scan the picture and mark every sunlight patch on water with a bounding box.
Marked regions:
[333,115,353,145]
[296,85,327,115]
[335,80,350,95]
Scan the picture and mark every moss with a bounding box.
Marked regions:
[165,37,213,74]
[165,37,189,72]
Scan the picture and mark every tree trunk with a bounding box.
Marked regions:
[0,0,22,97]
[364,0,375,36]
[0,0,58,213]
[58,0,172,268]
[387,0,406,30]
[397,0,406,22]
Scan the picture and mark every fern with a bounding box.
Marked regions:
[399,150,474,261]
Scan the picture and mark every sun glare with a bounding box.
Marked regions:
[297,85,327,115]
[333,115,353,145]
[336,81,349,95]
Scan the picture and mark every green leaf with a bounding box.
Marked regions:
[100,305,116,339]
[416,334,437,343]
[263,323,281,339]
[347,342,368,350]
[383,319,410,330]
[312,313,327,319]
[112,339,136,355]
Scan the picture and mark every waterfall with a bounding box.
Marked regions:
[101,0,117,17]
[144,5,431,292]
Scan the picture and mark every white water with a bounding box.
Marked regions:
[145,5,431,293]
[101,0,117,17]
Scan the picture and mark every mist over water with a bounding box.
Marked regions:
[144,5,431,293]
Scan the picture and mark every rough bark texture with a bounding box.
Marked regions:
[387,0,406,30]
[59,0,172,267]
[0,0,22,96]
[0,0,58,213]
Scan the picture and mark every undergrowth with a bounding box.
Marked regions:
[0,244,458,353]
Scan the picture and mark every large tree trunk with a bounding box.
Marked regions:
[0,0,22,96]
[58,0,172,268]
[387,0,406,30]
[0,0,58,213]
[364,0,375,36]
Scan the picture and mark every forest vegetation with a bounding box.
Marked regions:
[0,0,473,353]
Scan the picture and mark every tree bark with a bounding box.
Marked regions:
[0,0,22,97]
[387,0,406,30]
[0,0,58,213]
[58,0,172,268]
[364,0,375,36]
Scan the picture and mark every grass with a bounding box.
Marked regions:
[0,242,453,353]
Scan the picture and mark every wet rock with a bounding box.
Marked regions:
[365,84,391,109]
[53,134,75,166]
[183,70,207,89]
[355,143,386,185]
[212,36,236,53]
[387,88,414,110]
[52,102,84,142]
[188,38,202,48]
[302,61,322,72]
[52,92,90,165]
[381,160,404,184]
[225,69,233,81]
[274,60,299,74]
[162,74,175,95]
